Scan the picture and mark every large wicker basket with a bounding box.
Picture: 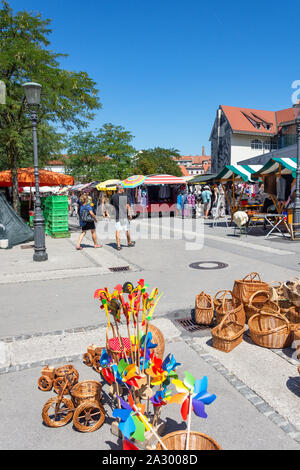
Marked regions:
[211,312,245,353]
[147,324,165,360]
[285,306,300,326]
[244,290,279,322]
[71,380,102,407]
[248,313,293,349]
[195,292,214,325]
[214,290,245,325]
[232,272,269,304]
[156,431,221,450]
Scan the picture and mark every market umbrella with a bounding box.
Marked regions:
[0,167,74,187]
[96,179,121,191]
[121,175,146,188]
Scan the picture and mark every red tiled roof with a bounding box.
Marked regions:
[178,165,189,176]
[191,156,211,165]
[276,107,296,125]
[221,105,277,135]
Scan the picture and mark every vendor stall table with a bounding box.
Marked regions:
[247,213,289,239]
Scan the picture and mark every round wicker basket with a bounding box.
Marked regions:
[214,290,245,325]
[232,272,269,304]
[156,431,221,450]
[146,324,165,360]
[248,313,292,349]
[71,380,102,407]
[244,290,279,322]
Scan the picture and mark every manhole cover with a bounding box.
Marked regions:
[109,266,130,272]
[189,261,228,270]
[175,317,211,333]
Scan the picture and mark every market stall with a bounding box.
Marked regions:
[215,164,263,222]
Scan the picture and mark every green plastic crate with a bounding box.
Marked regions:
[46,230,70,238]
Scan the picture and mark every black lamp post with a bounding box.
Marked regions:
[22,82,48,262]
[293,102,300,226]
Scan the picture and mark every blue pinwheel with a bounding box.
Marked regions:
[99,348,111,368]
[112,395,146,442]
[150,387,172,407]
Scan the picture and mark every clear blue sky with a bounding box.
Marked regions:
[9,0,300,155]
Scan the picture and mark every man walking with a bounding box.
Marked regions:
[110,185,135,251]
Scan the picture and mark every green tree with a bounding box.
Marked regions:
[0,1,101,213]
[132,147,183,176]
[65,123,136,181]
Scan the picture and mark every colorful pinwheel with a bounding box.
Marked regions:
[112,395,147,441]
[170,373,216,420]
[150,388,172,407]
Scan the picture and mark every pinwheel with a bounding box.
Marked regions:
[150,388,172,407]
[121,363,142,388]
[169,373,216,450]
[141,331,157,373]
[123,439,139,451]
[146,356,168,386]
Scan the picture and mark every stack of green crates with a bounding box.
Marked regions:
[43,195,70,238]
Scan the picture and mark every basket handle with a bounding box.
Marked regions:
[242,272,261,282]
[197,291,212,305]
[221,291,234,310]
[269,281,282,290]
[253,312,290,334]
[248,290,270,307]
[218,311,238,330]
[213,290,232,303]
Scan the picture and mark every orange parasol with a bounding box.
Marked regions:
[0,167,74,187]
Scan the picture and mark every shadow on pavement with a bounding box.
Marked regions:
[286,376,300,397]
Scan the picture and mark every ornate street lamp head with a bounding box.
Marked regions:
[22,82,42,106]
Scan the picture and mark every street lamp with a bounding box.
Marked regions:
[293,102,300,226]
[22,82,48,261]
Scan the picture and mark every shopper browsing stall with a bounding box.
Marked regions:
[110,185,135,251]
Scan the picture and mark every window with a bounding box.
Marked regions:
[271,142,278,150]
[264,141,270,150]
[251,139,263,150]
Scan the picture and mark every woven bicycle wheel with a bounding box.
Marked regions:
[73,400,105,432]
[156,431,221,450]
[42,397,74,428]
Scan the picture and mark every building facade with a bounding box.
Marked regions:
[210,105,297,173]
[174,146,211,175]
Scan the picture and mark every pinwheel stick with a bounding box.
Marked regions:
[126,321,134,364]
[185,391,193,450]
[114,318,129,363]
[142,321,149,375]
[132,405,168,451]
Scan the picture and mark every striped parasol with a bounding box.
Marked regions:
[144,174,186,185]
[121,175,146,188]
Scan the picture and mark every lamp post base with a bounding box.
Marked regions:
[33,251,48,262]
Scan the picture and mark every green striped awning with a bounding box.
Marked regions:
[253,157,297,178]
[216,164,263,182]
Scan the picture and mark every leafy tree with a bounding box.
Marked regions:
[132,147,183,176]
[65,123,136,181]
[0,1,101,213]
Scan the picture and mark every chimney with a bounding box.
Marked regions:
[202,145,205,156]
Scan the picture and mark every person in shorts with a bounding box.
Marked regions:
[76,193,102,250]
[202,185,212,218]
[110,185,135,251]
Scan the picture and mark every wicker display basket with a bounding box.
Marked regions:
[211,312,245,353]
[147,324,165,360]
[282,278,300,307]
[293,326,300,360]
[285,306,300,326]
[248,312,293,349]
[156,431,221,450]
[195,292,214,325]
[269,281,284,303]
[106,325,131,362]
[244,290,279,322]
[214,290,245,325]
[71,380,102,407]
[232,272,269,304]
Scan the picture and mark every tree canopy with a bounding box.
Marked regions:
[132,147,183,176]
[0,1,101,211]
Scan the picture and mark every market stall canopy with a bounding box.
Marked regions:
[96,179,121,191]
[216,164,263,182]
[0,167,74,187]
[70,182,92,191]
[190,173,218,183]
[121,175,146,188]
[252,157,297,178]
[22,186,61,193]
[144,174,186,185]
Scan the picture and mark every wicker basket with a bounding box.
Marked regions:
[214,290,231,310]
[285,306,300,326]
[248,312,292,349]
[244,290,279,322]
[282,279,300,307]
[214,290,245,325]
[156,431,221,450]
[232,272,269,304]
[147,324,165,360]
[211,312,245,353]
[269,281,284,302]
[195,292,214,325]
[106,325,131,362]
[71,380,102,407]
[293,326,300,360]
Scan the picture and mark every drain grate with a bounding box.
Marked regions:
[189,261,228,270]
[175,317,211,332]
[109,266,130,272]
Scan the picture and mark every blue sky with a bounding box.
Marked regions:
[9,0,300,155]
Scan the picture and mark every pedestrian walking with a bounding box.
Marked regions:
[76,193,102,250]
[70,192,78,217]
[102,194,110,219]
[110,184,135,251]
[202,185,212,218]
